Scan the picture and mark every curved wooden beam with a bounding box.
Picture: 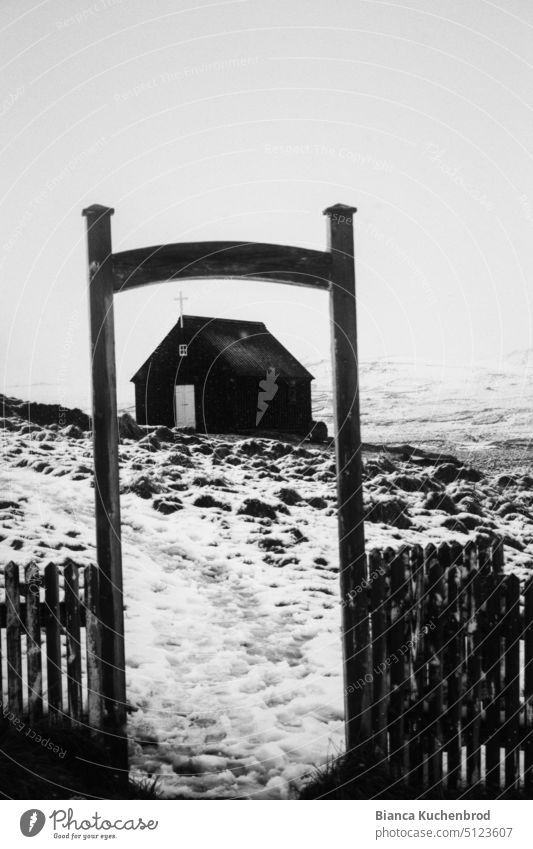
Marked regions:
[112,241,331,292]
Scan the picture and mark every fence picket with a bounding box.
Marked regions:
[382,546,395,771]
[492,538,505,575]
[84,564,103,735]
[0,572,1,704]
[445,543,462,792]
[458,542,472,788]
[389,547,410,782]
[503,575,520,791]
[524,577,533,792]
[5,561,22,716]
[370,550,387,758]
[463,542,482,786]
[426,544,444,788]
[44,562,63,724]
[64,561,82,723]
[0,569,2,706]
[484,572,504,789]
[25,562,43,724]
[408,544,425,787]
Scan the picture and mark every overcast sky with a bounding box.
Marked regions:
[1,0,532,410]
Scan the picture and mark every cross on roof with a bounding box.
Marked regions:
[174,291,189,328]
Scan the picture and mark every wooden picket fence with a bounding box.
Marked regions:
[361,540,532,793]
[0,560,104,733]
[3,543,532,795]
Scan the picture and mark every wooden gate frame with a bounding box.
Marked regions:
[82,202,369,765]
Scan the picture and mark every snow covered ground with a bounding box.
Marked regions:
[1,353,532,798]
[1,419,533,798]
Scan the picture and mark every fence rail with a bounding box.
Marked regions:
[0,560,103,733]
[357,540,533,793]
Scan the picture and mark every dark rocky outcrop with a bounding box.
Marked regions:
[1,394,90,430]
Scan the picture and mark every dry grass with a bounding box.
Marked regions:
[298,748,530,800]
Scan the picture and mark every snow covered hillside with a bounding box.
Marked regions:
[311,354,533,472]
[1,399,533,798]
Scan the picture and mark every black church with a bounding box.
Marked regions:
[131,315,314,435]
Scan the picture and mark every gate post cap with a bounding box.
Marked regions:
[323,203,357,217]
[82,204,115,218]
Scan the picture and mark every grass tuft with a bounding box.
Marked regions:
[298,747,531,800]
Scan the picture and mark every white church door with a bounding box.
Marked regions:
[174,384,196,428]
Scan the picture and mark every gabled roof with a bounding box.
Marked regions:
[131,315,314,382]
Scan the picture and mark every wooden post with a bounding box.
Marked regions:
[44,562,63,725]
[324,203,370,753]
[64,561,82,724]
[85,564,104,736]
[82,204,127,777]
[25,562,43,724]
[6,562,23,716]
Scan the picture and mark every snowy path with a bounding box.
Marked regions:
[118,476,346,798]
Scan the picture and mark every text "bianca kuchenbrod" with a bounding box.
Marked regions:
[376,810,491,821]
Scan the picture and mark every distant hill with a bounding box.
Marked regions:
[309,355,533,447]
